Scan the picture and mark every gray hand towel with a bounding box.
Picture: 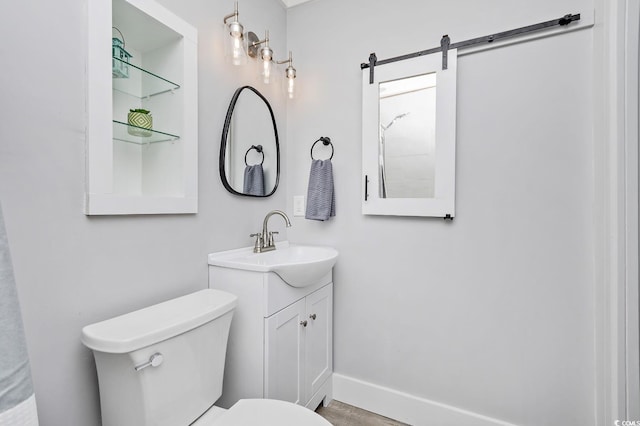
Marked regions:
[305,159,335,221]
[0,204,37,419]
[243,164,265,196]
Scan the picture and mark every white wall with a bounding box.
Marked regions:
[0,0,287,424]
[0,0,605,424]
[286,0,596,425]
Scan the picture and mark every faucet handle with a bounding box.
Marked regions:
[267,231,279,246]
[250,233,262,252]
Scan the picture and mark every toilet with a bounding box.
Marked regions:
[81,289,331,426]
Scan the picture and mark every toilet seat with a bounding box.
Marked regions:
[194,399,331,426]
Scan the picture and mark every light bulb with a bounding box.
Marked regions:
[262,59,272,84]
[231,35,246,66]
[285,64,296,99]
[258,44,273,84]
[287,77,295,99]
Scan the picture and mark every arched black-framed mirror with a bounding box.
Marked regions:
[220,86,280,197]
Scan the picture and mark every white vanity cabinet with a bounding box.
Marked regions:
[265,283,332,405]
[208,265,333,411]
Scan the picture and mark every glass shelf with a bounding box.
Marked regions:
[113,121,180,145]
[112,57,180,99]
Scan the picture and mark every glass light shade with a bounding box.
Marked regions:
[226,21,247,66]
[261,59,272,84]
[259,45,274,84]
[287,77,295,99]
[286,65,296,99]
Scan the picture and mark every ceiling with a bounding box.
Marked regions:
[281,0,314,8]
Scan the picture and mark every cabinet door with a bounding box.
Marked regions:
[264,298,305,404]
[305,284,333,401]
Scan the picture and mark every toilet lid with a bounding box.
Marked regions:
[213,399,332,426]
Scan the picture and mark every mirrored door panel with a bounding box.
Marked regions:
[362,50,457,218]
[379,72,437,199]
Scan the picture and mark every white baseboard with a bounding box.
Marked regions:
[332,374,518,426]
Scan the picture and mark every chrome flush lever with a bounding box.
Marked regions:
[134,352,164,372]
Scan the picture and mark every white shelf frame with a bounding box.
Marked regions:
[85,0,198,215]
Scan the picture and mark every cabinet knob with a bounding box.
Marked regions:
[300,320,308,327]
[309,313,317,320]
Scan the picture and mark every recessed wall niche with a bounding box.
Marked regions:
[86,0,198,215]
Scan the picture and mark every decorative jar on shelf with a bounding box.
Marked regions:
[112,27,132,78]
[127,109,153,137]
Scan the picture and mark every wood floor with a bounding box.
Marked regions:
[315,400,408,426]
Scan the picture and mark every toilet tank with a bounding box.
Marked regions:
[81,289,237,426]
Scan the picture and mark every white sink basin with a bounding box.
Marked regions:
[208,242,338,288]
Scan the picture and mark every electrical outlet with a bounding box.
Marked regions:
[293,195,305,217]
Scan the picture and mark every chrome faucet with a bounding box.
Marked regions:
[251,210,292,253]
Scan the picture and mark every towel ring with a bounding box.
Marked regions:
[245,145,265,166]
[311,136,334,160]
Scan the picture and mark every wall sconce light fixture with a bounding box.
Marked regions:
[223,1,247,66]
[248,31,274,84]
[277,51,296,99]
[223,2,297,97]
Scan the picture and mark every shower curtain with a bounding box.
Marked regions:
[0,204,38,425]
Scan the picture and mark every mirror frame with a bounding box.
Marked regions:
[219,86,280,197]
[362,50,458,218]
